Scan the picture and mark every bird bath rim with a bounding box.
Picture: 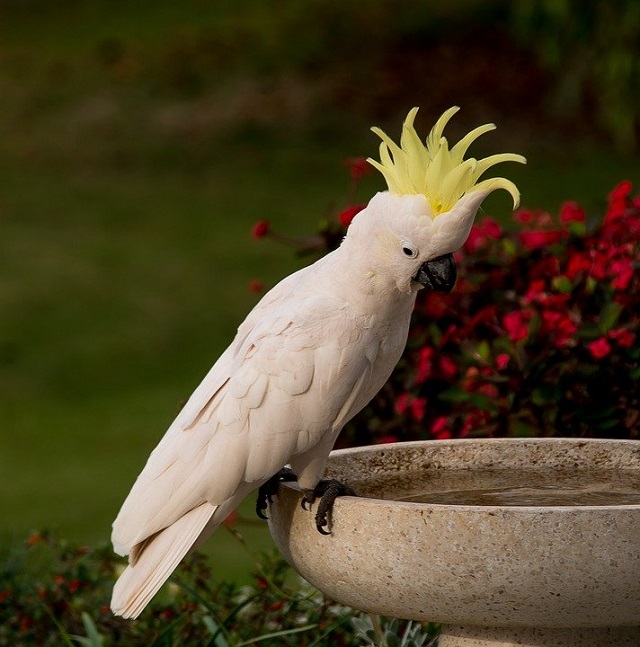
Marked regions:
[268,437,640,646]
[295,436,640,512]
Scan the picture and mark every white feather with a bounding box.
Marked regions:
[111,502,216,619]
[111,190,486,617]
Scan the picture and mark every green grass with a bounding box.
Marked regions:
[0,141,361,581]
[0,0,638,583]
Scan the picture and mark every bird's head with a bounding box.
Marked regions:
[345,107,526,295]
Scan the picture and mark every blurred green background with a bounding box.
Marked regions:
[1,0,638,581]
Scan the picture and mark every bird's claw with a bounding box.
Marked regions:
[301,479,356,535]
[256,467,297,519]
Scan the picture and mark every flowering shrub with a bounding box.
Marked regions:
[255,172,640,445]
[378,179,640,443]
[2,530,400,646]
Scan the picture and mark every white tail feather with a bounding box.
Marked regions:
[111,502,216,619]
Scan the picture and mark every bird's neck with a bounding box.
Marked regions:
[322,244,417,317]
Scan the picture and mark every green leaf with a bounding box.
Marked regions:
[81,613,104,647]
[596,417,622,431]
[235,624,317,646]
[575,363,600,377]
[577,323,601,339]
[39,602,76,647]
[351,617,372,635]
[438,386,469,403]
[531,385,560,406]
[203,616,230,647]
[467,393,499,412]
[599,302,623,333]
[568,221,586,237]
[149,615,185,647]
[308,617,352,646]
[205,592,260,646]
[511,419,537,437]
[552,275,573,293]
[386,631,400,647]
[476,340,491,361]
[502,238,517,256]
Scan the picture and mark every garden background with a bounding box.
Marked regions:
[1,0,639,604]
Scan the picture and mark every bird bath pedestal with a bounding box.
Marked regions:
[268,439,640,647]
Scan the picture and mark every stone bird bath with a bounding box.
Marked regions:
[268,438,640,647]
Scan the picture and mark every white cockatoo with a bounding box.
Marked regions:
[111,106,525,618]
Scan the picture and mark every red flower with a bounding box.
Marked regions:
[495,353,510,370]
[19,616,33,634]
[438,355,458,380]
[248,279,264,293]
[338,204,366,228]
[462,366,481,392]
[559,201,586,223]
[610,258,634,291]
[458,305,497,338]
[587,337,612,360]
[606,180,632,222]
[378,434,400,444]
[68,580,82,594]
[478,383,499,399]
[513,209,534,224]
[530,256,561,280]
[430,416,452,440]
[395,393,427,421]
[252,220,270,239]
[439,323,459,347]
[519,229,567,250]
[524,279,547,304]
[343,156,373,180]
[422,292,450,319]
[565,252,592,280]
[586,250,607,280]
[609,329,635,347]
[415,346,434,383]
[395,393,410,415]
[540,310,578,347]
[223,510,237,527]
[609,180,633,202]
[26,533,44,547]
[553,316,578,347]
[410,396,427,421]
[464,217,502,253]
[460,409,491,436]
[502,310,532,343]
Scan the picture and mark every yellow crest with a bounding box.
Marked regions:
[368,107,526,216]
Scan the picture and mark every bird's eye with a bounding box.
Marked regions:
[401,243,418,259]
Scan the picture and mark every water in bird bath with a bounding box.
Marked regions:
[369,467,640,507]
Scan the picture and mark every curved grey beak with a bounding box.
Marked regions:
[413,253,457,293]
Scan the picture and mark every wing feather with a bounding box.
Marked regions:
[112,281,383,557]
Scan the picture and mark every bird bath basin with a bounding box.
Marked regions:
[268,438,640,647]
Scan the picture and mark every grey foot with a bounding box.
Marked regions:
[301,479,357,535]
[256,467,297,520]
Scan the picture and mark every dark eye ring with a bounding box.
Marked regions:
[402,244,418,258]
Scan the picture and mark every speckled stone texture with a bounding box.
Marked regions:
[268,439,640,647]
[438,625,640,646]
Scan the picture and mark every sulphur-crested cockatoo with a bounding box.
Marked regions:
[111,106,525,618]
